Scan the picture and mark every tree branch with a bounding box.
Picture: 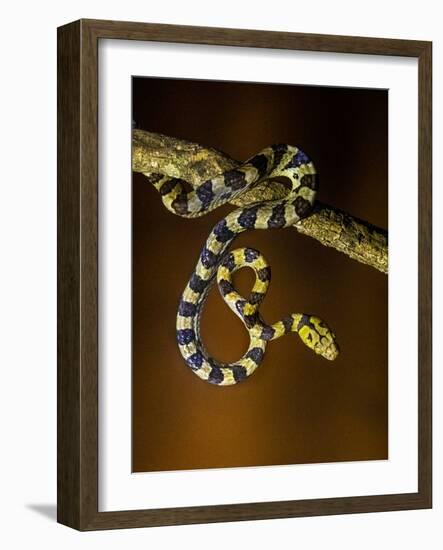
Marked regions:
[132,129,388,274]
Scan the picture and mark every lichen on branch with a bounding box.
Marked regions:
[132,129,388,274]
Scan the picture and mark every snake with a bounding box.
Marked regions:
[147,143,339,386]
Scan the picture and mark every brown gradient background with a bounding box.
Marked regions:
[132,78,388,473]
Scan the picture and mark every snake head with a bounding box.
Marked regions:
[297,314,339,361]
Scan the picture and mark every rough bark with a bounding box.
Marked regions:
[132,129,388,274]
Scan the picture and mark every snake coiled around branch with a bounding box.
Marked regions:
[147,143,339,386]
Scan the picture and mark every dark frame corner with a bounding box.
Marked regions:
[57,19,432,531]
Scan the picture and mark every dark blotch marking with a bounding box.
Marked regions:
[207,357,218,368]
[246,347,264,364]
[159,178,179,196]
[285,149,310,169]
[235,300,247,315]
[187,351,203,370]
[171,193,189,216]
[200,246,217,268]
[300,173,318,190]
[244,314,257,328]
[176,328,195,345]
[249,154,269,176]
[271,143,288,166]
[213,219,235,243]
[232,365,248,382]
[208,367,224,384]
[244,248,259,262]
[249,291,263,305]
[222,253,236,272]
[189,273,206,294]
[178,300,197,317]
[261,326,275,341]
[294,150,310,164]
[145,173,163,185]
[238,205,259,229]
[196,180,215,210]
[293,196,313,218]
[283,315,294,333]
[267,203,287,228]
[297,314,311,331]
[218,278,234,297]
[257,266,271,282]
[224,169,246,190]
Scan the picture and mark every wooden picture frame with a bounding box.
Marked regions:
[57,18,432,530]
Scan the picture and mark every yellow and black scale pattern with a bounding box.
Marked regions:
[149,143,339,386]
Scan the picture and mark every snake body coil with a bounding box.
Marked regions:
[149,144,339,385]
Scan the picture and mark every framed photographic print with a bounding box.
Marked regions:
[57,19,432,530]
